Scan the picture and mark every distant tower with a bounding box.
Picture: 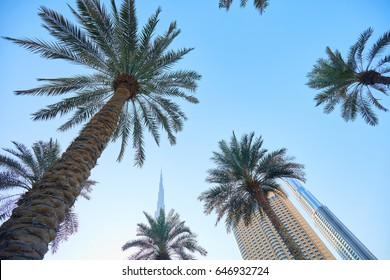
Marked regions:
[282,179,377,260]
[155,171,165,218]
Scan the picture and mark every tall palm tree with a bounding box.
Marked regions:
[0,139,96,254]
[307,28,390,126]
[219,0,269,14]
[198,132,306,260]
[0,0,200,259]
[122,209,207,260]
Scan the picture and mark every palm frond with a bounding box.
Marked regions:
[354,28,374,70]
[79,179,97,200]
[130,102,145,166]
[0,195,19,221]
[153,96,186,133]
[32,88,109,122]
[15,75,104,96]
[371,83,389,95]
[3,142,39,184]
[31,139,61,178]
[133,7,161,70]
[153,48,194,76]
[253,0,269,14]
[137,98,160,145]
[367,30,390,69]
[114,103,132,162]
[138,96,178,145]
[366,87,388,111]
[358,94,378,125]
[122,238,153,251]
[0,172,30,190]
[60,95,109,132]
[49,209,79,254]
[341,88,359,122]
[376,54,390,69]
[118,0,138,73]
[72,0,121,71]
[39,5,107,70]
[0,154,32,189]
[219,0,268,14]
[219,0,234,10]
[3,37,90,67]
[154,70,201,100]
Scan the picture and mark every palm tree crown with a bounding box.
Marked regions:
[4,0,200,166]
[199,132,306,259]
[219,0,269,14]
[122,209,207,260]
[0,139,96,254]
[0,0,199,259]
[307,28,390,126]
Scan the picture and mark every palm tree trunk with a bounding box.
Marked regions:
[156,253,172,260]
[360,71,390,85]
[0,85,133,259]
[377,75,390,85]
[252,187,305,260]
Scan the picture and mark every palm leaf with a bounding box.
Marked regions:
[367,30,390,69]
[131,102,145,166]
[358,95,378,125]
[118,0,138,73]
[355,28,374,70]
[15,75,103,96]
[49,209,79,254]
[366,87,388,111]
[0,194,20,221]
[115,103,132,162]
[38,5,107,70]
[71,0,120,71]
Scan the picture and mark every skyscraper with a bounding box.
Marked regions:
[283,179,377,260]
[155,171,165,218]
[233,192,335,260]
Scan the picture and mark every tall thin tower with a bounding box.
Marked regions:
[155,171,165,218]
[282,179,377,260]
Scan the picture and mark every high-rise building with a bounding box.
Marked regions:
[283,179,377,260]
[155,171,165,218]
[233,192,335,260]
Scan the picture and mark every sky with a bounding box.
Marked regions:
[0,0,389,260]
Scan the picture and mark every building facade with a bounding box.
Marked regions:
[233,192,335,260]
[283,179,377,260]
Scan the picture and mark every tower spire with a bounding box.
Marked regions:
[155,171,165,218]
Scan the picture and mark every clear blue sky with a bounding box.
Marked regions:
[0,0,389,260]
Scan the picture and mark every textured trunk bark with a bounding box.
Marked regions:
[359,71,390,86]
[0,85,133,259]
[252,187,305,260]
[156,253,171,260]
[376,75,390,85]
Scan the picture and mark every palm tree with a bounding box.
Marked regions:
[198,132,306,260]
[122,209,207,260]
[0,0,200,259]
[0,139,96,254]
[219,0,269,14]
[307,28,390,126]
